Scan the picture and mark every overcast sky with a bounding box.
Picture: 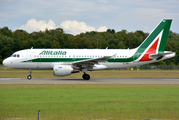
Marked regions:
[0,0,179,35]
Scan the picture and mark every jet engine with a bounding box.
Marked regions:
[53,65,79,76]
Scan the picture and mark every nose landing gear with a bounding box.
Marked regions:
[27,69,32,80]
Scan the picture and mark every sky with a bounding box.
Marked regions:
[0,0,179,35]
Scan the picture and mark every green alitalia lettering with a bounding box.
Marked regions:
[39,50,67,55]
[39,51,44,55]
[53,51,58,55]
[48,51,53,55]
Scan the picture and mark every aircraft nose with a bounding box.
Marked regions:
[3,59,9,67]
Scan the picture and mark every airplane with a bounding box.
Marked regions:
[3,19,175,80]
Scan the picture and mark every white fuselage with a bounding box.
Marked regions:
[3,48,175,70]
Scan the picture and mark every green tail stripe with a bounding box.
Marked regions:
[158,20,172,53]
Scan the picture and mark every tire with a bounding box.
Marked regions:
[82,74,90,80]
[27,75,32,80]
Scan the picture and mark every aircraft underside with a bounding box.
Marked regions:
[24,61,152,80]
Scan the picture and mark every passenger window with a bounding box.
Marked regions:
[17,54,20,57]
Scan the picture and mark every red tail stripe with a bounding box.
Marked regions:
[139,38,159,62]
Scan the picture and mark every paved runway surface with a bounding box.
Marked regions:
[0,77,179,84]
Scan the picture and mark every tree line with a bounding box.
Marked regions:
[0,27,179,65]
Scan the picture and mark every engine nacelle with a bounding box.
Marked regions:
[53,65,73,76]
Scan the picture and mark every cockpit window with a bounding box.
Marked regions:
[11,54,20,57]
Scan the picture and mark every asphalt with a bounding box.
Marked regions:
[0,77,179,84]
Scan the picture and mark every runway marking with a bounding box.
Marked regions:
[0,78,21,80]
[162,79,179,81]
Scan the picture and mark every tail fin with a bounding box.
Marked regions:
[134,19,172,62]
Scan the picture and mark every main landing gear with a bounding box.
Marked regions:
[82,68,90,80]
[27,69,32,80]
[82,73,90,80]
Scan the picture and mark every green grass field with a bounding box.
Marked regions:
[0,84,179,120]
[1,68,179,119]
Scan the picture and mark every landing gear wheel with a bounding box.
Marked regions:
[27,75,32,80]
[82,74,90,80]
[27,69,32,80]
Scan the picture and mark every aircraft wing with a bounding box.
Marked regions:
[72,56,111,65]
[71,54,116,70]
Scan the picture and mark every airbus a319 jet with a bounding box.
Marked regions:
[3,19,175,80]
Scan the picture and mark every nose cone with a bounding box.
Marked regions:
[3,59,8,67]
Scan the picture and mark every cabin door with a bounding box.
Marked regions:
[26,50,32,62]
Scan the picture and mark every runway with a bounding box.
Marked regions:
[0,77,179,84]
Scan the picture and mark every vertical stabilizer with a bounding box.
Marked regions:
[133,19,172,62]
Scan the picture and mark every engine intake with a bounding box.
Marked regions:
[53,65,73,76]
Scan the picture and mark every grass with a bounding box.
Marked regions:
[0,67,179,78]
[0,84,179,120]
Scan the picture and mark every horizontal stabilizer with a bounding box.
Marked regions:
[149,51,176,60]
